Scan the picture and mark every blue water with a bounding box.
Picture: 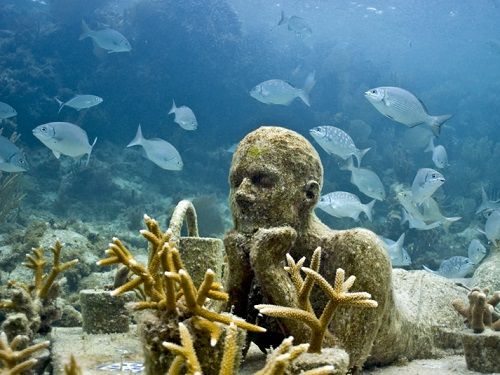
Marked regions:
[1,0,500,269]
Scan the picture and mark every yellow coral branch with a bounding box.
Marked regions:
[218,322,238,375]
[179,270,265,333]
[36,241,78,299]
[163,323,202,375]
[254,304,320,331]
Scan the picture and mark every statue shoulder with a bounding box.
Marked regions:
[323,227,390,268]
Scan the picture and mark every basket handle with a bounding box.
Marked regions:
[168,200,199,240]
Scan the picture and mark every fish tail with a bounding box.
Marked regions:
[55,97,64,114]
[395,232,406,248]
[79,19,91,40]
[356,147,371,167]
[278,10,287,25]
[364,199,376,221]
[424,136,435,152]
[429,114,452,136]
[340,156,354,171]
[297,71,316,107]
[86,137,97,166]
[475,185,490,214]
[168,99,176,115]
[442,216,461,233]
[127,124,144,147]
[400,208,409,225]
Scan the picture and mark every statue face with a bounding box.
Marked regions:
[227,127,323,234]
[229,154,300,234]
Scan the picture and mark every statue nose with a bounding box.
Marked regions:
[235,178,256,207]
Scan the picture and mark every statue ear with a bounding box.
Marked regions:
[304,180,320,206]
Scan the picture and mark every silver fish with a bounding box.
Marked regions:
[423,256,475,278]
[341,157,385,201]
[364,86,452,135]
[0,102,17,120]
[168,100,198,131]
[380,233,411,267]
[55,95,103,114]
[79,20,131,53]
[250,72,316,107]
[127,125,183,171]
[424,137,448,169]
[476,185,500,214]
[32,122,97,165]
[467,239,487,265]
[411,168,445,205]
[317,191,375,221]
[420,197,461,228]
[395,188,442,230]
[0,135,28,172]
[401,208,442,230]
[309,126,370,167]
[481,209,500,245]
[278,10,312,37]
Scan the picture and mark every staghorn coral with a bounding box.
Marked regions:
[0,241,78,340]
[452,288,500,332]
[256,248,378,353]
[163,323,335,375]
[63,354,83,375]
[98,214,260,332]
[0,332,49,375]
[98,212,264,374]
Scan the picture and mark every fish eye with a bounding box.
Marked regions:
[371,89,377,94]
[431,173,436,178]
[41,126,47,132]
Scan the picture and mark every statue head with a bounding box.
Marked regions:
[228,126,323,234]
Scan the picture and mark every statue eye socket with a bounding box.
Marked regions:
[251,173,275,188]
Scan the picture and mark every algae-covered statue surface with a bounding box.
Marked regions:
[224,126,395,371]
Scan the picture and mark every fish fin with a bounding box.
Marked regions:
[356,147,371,167]
[364,199,376,221]
[55,97,64,114]
[430,114,452,136]
[303,71,316,94]
[476,185,490,214]
[297,71,316,107]
[424,137,435,153]
[79,20,91,40]
[297,90,310,107]
[127,124,144,147]
[395,232,406,248]
[52,150,61,159]
[422,265,437,275]
[442,216,462,233]
[400,209,409,225]
[278,10,287,25]
[85,137,97,166]
[340,156,354,171]
[169,99,177,115]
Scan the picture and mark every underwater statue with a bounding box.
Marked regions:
[223,126,462,372]
[223,126,393,371]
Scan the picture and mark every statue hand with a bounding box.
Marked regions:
[249,226,297,269]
